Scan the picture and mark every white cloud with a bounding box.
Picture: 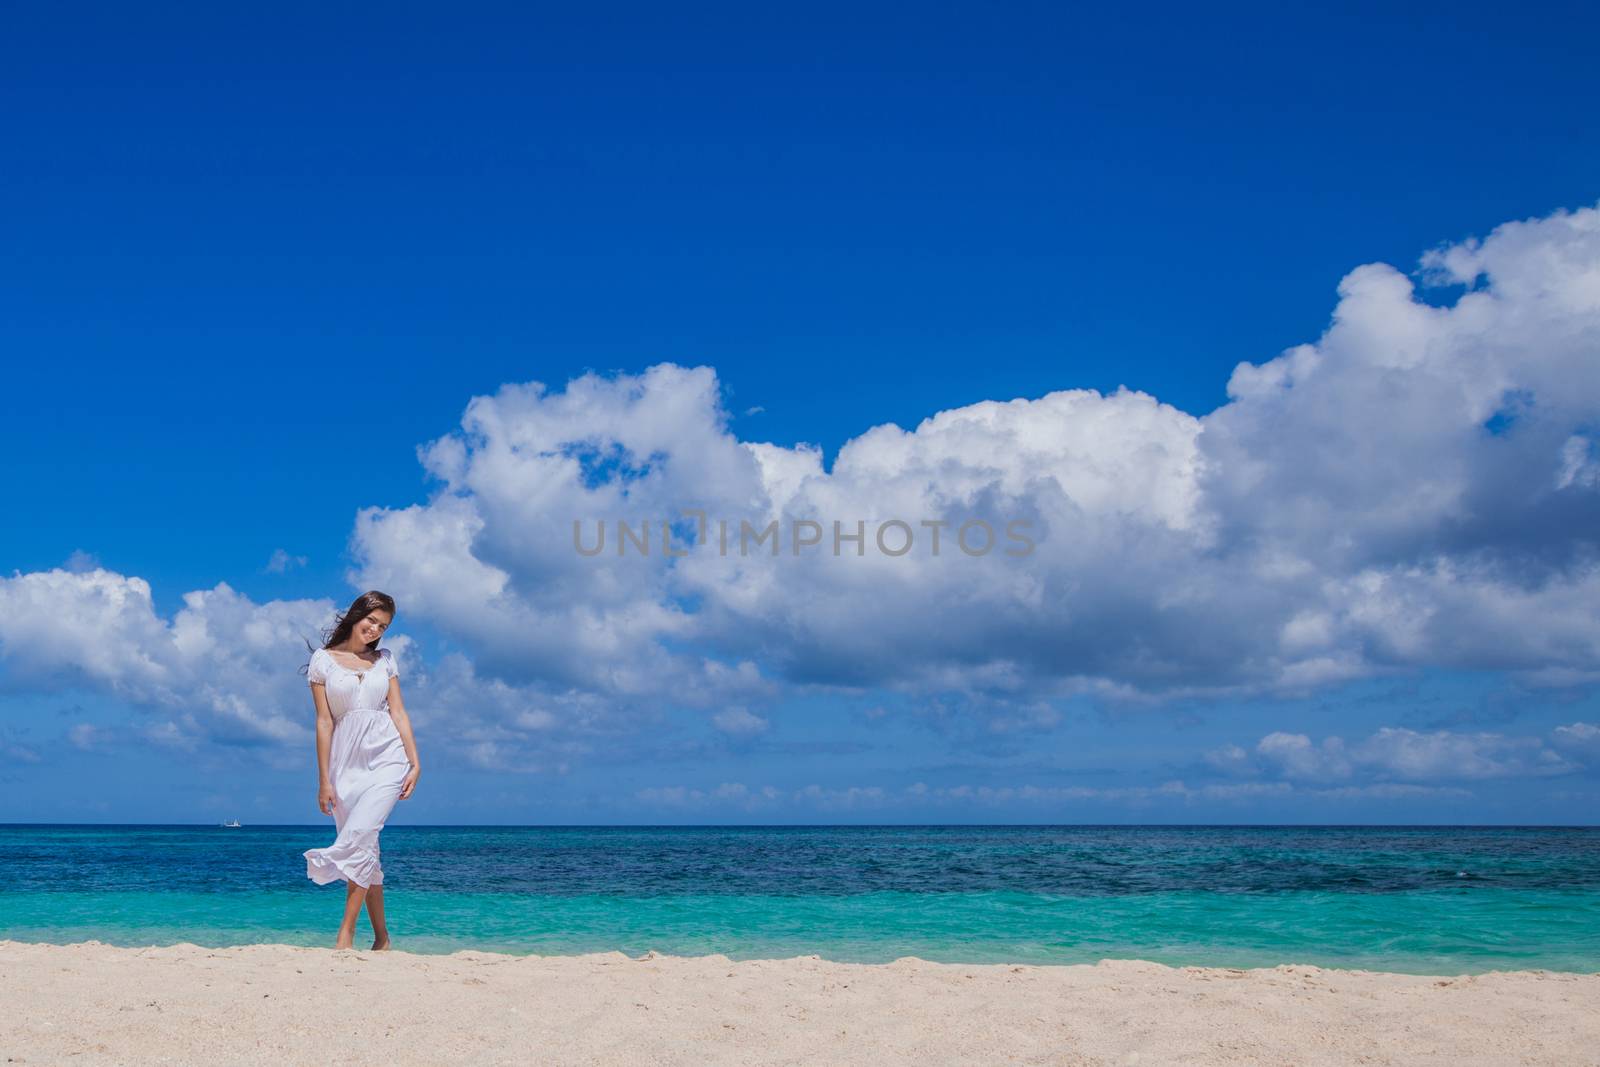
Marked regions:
[0,567,638,771]
[264,549,307,574]
[1551,721,1600,757]
[711,706,769,737]
[1203,743,1252,774]
[791,783,890,810]
[1254,732,1354,781]
[514,709,558,731]
[1354,725,1574,780]
[634,781,783,810]
[328,201,1600,719]
[5,201,1600,770]
[1212,723,1588,784]
[0,569,312,747]
[1557,435,1600,490]
[143,719,199,750]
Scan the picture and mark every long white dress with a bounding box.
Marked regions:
[303,647,410,889]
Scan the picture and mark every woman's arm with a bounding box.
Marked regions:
[311,683,336,814]
[387,677,422,799]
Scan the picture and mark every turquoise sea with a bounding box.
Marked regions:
[3,824,1597,974]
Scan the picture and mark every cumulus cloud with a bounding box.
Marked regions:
[1201,206,1600,684]
[711,706,770,737]
[338,201,1600,723]
[1208,723,1589,784]
[4,201,1600,775]
[1254,732,1355,782]
[0,568,316,747]
[635,782,783,811]
[0,566,653,773]
[1355,726,1578,779]
[264,549,307,574]
[1551,721,1600,757]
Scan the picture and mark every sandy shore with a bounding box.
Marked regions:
[2,940,1596,1066]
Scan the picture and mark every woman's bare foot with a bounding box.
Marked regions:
[371,936,390,951]
[333,935,354,950]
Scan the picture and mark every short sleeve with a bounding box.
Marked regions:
[384,648,399,679]
[307,649,327,685]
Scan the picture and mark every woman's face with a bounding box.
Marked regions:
[357,610,392,646]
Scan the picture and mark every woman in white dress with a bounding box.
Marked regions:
[302,591,422,950]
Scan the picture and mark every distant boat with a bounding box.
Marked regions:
[221,818,241,828]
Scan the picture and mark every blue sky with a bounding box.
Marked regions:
[2,2,1599,823]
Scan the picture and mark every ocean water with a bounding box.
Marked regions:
[2,824,1597,974]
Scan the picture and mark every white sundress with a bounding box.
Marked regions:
[303,647,410,889]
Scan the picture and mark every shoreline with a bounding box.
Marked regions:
[3,935,1598,975]
[4,940,1597,1065]
[4,932,1593,976]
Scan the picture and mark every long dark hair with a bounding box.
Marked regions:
[301,590,397,677]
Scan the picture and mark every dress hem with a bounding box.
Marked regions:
[304,845,383,889]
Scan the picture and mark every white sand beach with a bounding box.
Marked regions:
[2,939,1596,1066]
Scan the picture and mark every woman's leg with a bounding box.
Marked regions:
[335,881,368,949]
[364,884,390,949]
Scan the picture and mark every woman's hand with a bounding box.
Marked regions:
[317,781,337,816]
[399,765,421,801]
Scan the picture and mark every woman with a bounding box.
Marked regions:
[302,590,422,950]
